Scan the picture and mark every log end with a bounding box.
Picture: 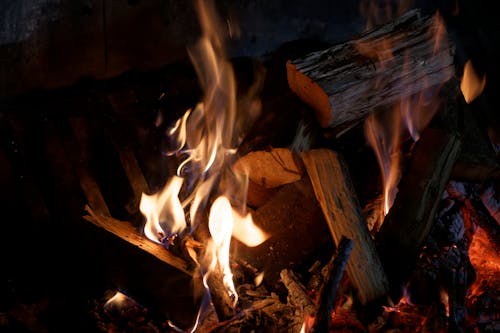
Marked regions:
[286,61,331,128]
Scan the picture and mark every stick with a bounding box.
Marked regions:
[83,205,192,276]
[312,236,354,333]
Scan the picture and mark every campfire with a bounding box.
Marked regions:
[1,0,499,332]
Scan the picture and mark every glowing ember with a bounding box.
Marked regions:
[460,60,486,104]
[467,226,500,296]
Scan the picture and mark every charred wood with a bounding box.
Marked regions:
[312,236,354,333]
[377,128,461,299]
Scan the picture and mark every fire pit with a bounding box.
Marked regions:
[1,0,499,332]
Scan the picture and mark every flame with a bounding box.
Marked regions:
[363,10,451,218]
[206,196,238,306]
[140,176,186,244]
[460,60,486,104]
[139,0,264,327]
[365,109,402,216]
[104,291,128,308]
[231,209,269,247]
[439,289,450,317]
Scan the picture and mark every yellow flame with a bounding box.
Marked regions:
[140,176,186,243]
[104,291,128,308]
[207,196,238,305]
[461,60,486,104]
[364,110,401,216]
[231,209,269,247]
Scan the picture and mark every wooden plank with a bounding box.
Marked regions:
[301,149,388,305]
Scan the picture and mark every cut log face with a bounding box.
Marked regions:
[301,149,388,305]
[233,147,304,189]
[287,9,455,134]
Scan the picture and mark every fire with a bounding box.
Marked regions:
[362,9,451,218]
[139,176,186,244]
[139,0,267,326]
[460,60,486,104]
[467,226,500,297]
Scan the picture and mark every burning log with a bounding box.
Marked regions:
[83,205,192,276]
[377,128,462,297]
[286,9,454,135]
[312,236,354,333]
[301,149,389,304]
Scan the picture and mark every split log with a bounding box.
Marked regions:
[312,236,354,333]
[233,148,304,189]
[230,177,331,286]
[287,9,454,135]
[233,147,304,208]
[83,205,192,276]
[377,128,461,297]
[301,149,388,304]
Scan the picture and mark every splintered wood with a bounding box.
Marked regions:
[301,149,388,304]
[287,9,454,135]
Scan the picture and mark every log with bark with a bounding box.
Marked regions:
[301,149,388,305]
[377,128,461,298]
[287,9,455,136]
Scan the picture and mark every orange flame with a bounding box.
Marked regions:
[363,11,451,218]
[460,60,486,104]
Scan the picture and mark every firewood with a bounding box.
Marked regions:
[231,177,330,286]
[287,9,454,135]
[83,205,192,276]
[312,236,354,333]
[280,269,316,317]
[233,147,304,189]
[377,128,461,297]
[301,149,388,305]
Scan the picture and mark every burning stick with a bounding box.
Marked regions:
[287,8,454,136]
[377,128,461,297]
[83,205,193,276]
[312,236,354,333]
[302,149,388,304]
